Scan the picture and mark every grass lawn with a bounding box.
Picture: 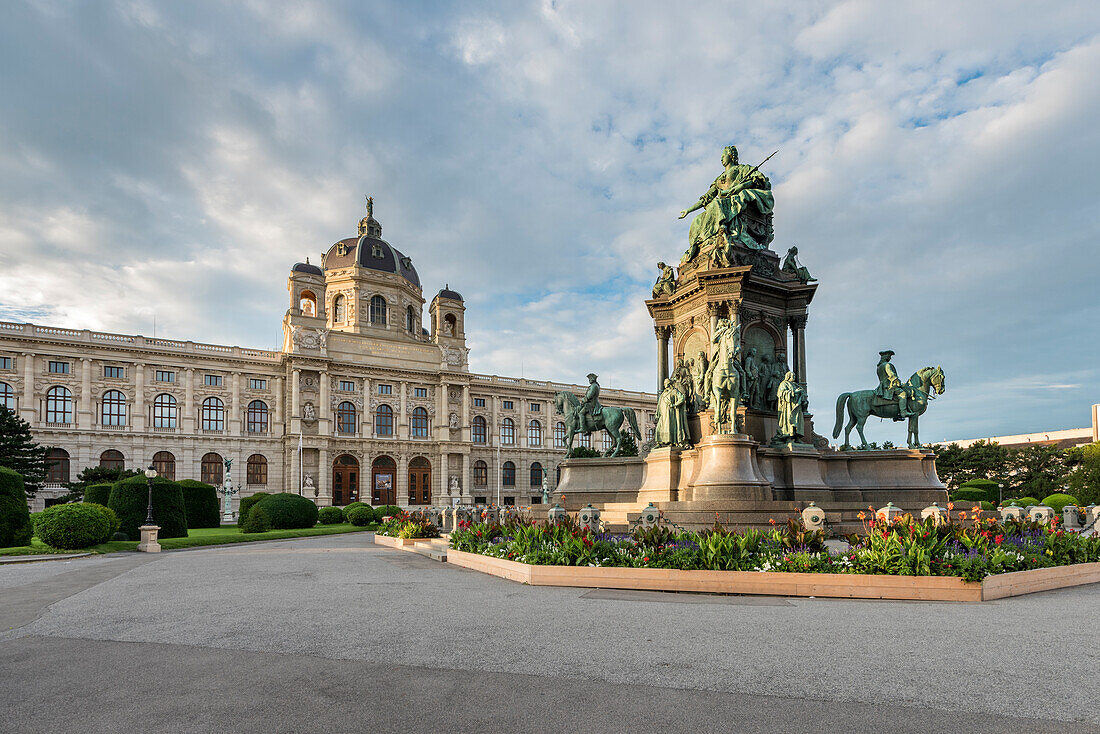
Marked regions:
[0,523,376,556]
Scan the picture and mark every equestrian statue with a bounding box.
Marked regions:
[554,374,643,457]
[703,316,744,434]
[833,351,946,449]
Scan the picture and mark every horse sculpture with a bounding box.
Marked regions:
[833,365,946,449]
[704,318,742,434]
[554,390,643,457]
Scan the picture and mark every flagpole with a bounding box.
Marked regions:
[298,433,303,496]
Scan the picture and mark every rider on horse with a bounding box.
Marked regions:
[579,373,603,432]
[874,350,911,420]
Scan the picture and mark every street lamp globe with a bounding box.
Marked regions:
[144,465,157,480]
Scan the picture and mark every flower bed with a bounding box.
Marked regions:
[449,509,1100,584]
[375,510,440,540]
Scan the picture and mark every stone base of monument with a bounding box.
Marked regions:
[686,434,772,502]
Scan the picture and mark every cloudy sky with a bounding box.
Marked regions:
[1,0,1098,443]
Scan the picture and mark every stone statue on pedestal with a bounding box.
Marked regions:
[781,246,816,283]
[774,371,806,444]
[655,379,690,448]
[703,317,743,434]
[652,262,676,298]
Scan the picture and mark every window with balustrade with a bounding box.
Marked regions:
[153,394,177,429]
[472,416,487,444]
[247,400,269,433]
[201,397,225,431]
[153,451,175,480]
[46,448,69,483]
[99,449,125,470]
[45,386,72,424]
[201,453,224,485]
[336,401,357,435]
[375,404,393,436]
[247,454,268,485]
[101,390,126,427]
[411,407,430,438]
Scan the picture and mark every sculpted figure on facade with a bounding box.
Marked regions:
[743,347,760,410]
[448,412,459,430]
[652,262,677,298]
[302,402,317,423]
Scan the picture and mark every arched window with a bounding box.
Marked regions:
[472,416,487,444]
[601,433,612,451]
[375,403,393,436]
[336,401,357,435]
[0,381,14,410]
[370,295,387,324]
[153,393,177,429]
[554,421,567,448]
[153,451,175,480]
[500,418,515,446]
[201,397,225,431]
[46,448,69,483]
[530,462,544,487]
[246,454,267,485]
[411,406,430,438]
[99,449,125,470]
[444,313,457,336]
[101,389,127,427]
[578,433,591,448]
[45,386,72,424]
[332,294,346,323]
[502,461,516,487]
[299,290,317,317]
[409,456,431,505]
[247,400,269,433]
[528,419,542,446]
[201,452,224,485]
[406,305,415,333]
[473,460,488,487]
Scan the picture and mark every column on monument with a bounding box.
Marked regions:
[20,353,35,424]
[79,359,92,429]
[656,326,669,393]
[184,368,195,433]
[398,382,408,439]
[318,370,330,436]
[133,362,145,431]
[461,385,470,443]
[230,372,241,436]
[794,315,808,390]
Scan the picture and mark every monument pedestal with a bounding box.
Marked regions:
[137,525,161,553]
[688,434,772,502]
[760,443,833,502]
[637,447,682,503]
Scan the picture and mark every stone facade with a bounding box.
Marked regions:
[0,211,656,512]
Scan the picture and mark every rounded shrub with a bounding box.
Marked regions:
[956,479,1000,503]
[34,503,111,549]
[0,466,33,548]
[376,505,402,520]
[1004,496,1040,508]
[240,503,272,533]
[238,492,270,528]
[251,493,318,530]
[979,501,995,510]
[83,483,113,507]
[951,487,989,503]
[343,501,368,517]
[1041,493,1080,514]
[107,476,188,541]
[346,504,373,526]
[111,531,128,541]
[318,506,344,525]
[85,503,121,538]
[178,479,221,528]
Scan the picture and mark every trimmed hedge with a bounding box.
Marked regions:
[346,504,373,526]
[951,487,988,503]
[238,492,270,527]
[178,479,221,528]
[343,501,368,518]
[85,503,121,538]
[83,483,113,507]
[956,479,1000,503]
[108,475,188,541]
[1004,496,1040,508]
[34,503,111,549]
[240,503,272,533]
[1041,493,1080,514]
[0,466,33,548]
[318,506,344,525]
[250,493,318,530]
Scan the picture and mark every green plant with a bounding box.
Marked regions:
[84,502,121,538]
[979,501,995,510]
[1004,496,1040,508]
[1067,442,1100,506]
[318,506,345,525]
[240,503,272,533]
[178,479,222,528]
[107,475,189,541]
[376,505,402,520]
[238,492,271,526]
[566,446,602,459]
[249,493,318,530]
[342,501,370,521]
[956,478,1000,502]
[34,503,112,549]
[0,466,33,547]
[951,487,991,503]
[0,406,49,498]
[83,483,113,507]
[1040,493,1079,514]
[346,504,373,526]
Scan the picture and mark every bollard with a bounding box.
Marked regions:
[877,502,903,524]
[1000,503,1026,522]
[920,502,948,526]
[578,504,601,532]
[1063,505,1083,530]
[801,502,825,531]
[638,503,661,528]
[1028,505,1054,523]
[547,503,567,526]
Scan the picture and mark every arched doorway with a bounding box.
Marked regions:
[332,454,360,506]
[408,457,431,505]
[371,456,396,506]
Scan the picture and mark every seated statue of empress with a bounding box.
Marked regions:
[679,145,774,257]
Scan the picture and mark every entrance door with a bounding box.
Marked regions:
[332,455,359,505]
[372,456,397,505]
[408,457,431,505]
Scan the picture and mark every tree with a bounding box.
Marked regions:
[54,465,142,504]
[1005,444,1070,499]
[933,440,1010,490]
[1067,442,1100,507]
[0,405,48,499]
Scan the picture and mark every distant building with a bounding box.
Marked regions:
[933,404,1099,450]
[0,207,656,511]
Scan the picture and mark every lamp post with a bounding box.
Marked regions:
[144,464,157,524]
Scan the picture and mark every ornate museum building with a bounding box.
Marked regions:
[0,207,656,511]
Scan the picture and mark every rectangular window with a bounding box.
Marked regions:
[531,496,542,505]
[414,387,428,398]
[502,400,513,410]
[104,365,124,379]
[530,403,540,412]
[204,374,223,387]
[0,357,12,370]
[249,378,267,390]
[503,496,515,506]
[474,397,485,407]
[378,384,392,395]
[48,361,70,374]
[339,380,355,392]
[155,370,175,383]
[474,496,487,505]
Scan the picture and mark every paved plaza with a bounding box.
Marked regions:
[2,534,1098,733]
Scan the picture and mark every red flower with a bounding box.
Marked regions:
[994,535,1004,545]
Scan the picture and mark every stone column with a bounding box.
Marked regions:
[134,362,145,431]
[519,398,528,448]
[78,358,92,429]
[399,382,408,439]
[318,370,330,436]
[230,372,241,436]
[289,440,300,495]
[709,302,720,338]
[655,326,670,393]
[274,376,283,436]
[360,377,370,438]
[317,445,329,505]
[490,395,499,447]
[439,382,448,442]
[397,454,409,506]
[20,353,35,424]
[291,369,301,417]
[460,452,469,503]
[789,315,808,388]
[461,384,471,442]
[184,368,195,433]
